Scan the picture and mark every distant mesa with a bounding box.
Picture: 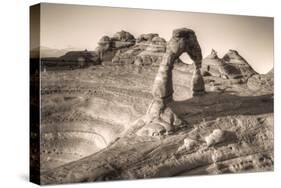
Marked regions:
[59,50,99,62]
[31,46,81,58]
[202,49,257,82]
[41,49,100,70]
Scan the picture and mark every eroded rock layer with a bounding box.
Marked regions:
[202,49,257,81]
[41,81,273,184]
[112,33,167,66]
[40,63,195,172]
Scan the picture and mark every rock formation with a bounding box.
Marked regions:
[41,50,100,70]
[112,33,167,66]
[178,137,198,151]
[222,49,257,79]
[202,49,257,82]
[192,69,205,96]
[247,68,273,93]
[202,49,224,77]
[135,28,205,136]
[205,129,233,147]
[112,30,135,42]
[95,31,136,63]
[136,33,159,43]
[59,50,99,63]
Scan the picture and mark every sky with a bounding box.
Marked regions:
[40,3,274,73]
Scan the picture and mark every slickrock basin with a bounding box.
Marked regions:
[40,64,194,172]
[40,56,273,184]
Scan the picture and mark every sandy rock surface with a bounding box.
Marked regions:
[40,62,273,184]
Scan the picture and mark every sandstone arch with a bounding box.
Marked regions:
[135,28,205,136]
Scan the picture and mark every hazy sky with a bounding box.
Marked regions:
[40,3,274,73]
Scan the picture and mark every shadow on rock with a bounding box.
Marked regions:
[169,91,273,124]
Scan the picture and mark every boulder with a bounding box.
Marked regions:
[205,129,226,147]
[181,138,198,151]
[205,129,237,147]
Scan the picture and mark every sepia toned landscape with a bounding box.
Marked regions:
[30,3,274,185]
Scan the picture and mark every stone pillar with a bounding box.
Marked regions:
[152,52,177,104]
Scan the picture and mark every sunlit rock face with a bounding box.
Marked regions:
[95,31,136,63]
[39,65,154,171]
[112,33,167,66]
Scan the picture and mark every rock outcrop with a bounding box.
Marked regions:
[192,69,205,96]
[59,50,99,63]
[112,30,135,42]
[112,33,167,66]
[95,31,136,63]
[178,137,198,151]
[202,49,257,82]
[205,129,236,147]
[136,33,159,43]
[222,50,257,79]
[202,49,224,77]
[247,68,273,93]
